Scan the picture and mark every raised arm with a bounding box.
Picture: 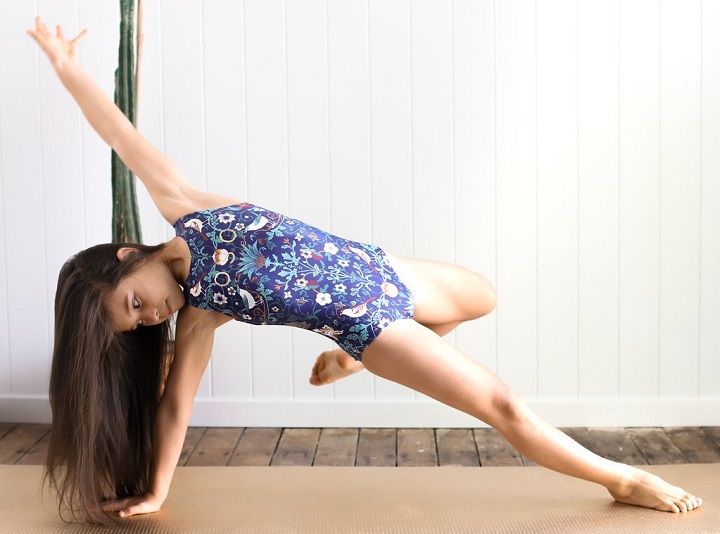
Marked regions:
[28,17,236,225]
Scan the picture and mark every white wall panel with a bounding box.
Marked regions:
[494,0,538,398]
[1,1,51,395]
[410,0,454,262]
[577,0,620,398]
[618,0,661,398]
[658,0,702,396]
[700,0,720,398]
[452,0,497,372]
[536,0,578,399]
[2,0,719,426]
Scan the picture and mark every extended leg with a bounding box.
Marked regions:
[360,319,701,513]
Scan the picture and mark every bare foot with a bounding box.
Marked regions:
[309,349,365,385]
[608,466,702,513]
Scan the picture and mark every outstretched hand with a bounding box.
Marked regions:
[101,491,164,519]
[27,16,87,69]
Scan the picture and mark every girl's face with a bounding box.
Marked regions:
[106,258,186,332]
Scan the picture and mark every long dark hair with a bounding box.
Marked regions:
[45,242,175,524]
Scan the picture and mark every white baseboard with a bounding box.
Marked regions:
[1,395,719,428]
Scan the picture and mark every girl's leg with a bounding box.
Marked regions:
[360,319,701,513]
[310,257,496,385]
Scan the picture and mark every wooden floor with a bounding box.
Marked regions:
[1,424,720,467]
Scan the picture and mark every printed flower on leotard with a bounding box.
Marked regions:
[381,282,399,297]
[324,243,339,255]
[217,213,235,224]
[213,293,228,305]
[213,249,230,266]
[295,279,308,288]
[315,293,332,306]
[377,318,392,330]
[334,283,347,293]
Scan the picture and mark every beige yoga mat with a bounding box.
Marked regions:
[0,464,718,533]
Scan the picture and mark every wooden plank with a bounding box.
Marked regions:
[397,429,437,467]
[0,424,49,465]
[704,427,720,449]
[627,428,687,465]
[185,428,243,467]
[665,427,720,464]
[230,428,282,466]
[356,428,397,467]
[436,429,479,467]
[178,427,206,466]
[0,423,16,442]
[313,428,359,467]
[473,428,522,467]
[271,429,320,467]
[16,428,51,466]
[560,427,601,456]
[587,428,647,465]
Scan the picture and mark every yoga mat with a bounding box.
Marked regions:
[0,464,717,533]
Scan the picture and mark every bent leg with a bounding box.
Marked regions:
[387,255,497,327]
[360,319,701,513]
[309,257,497,386]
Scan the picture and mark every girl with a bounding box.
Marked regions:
[27,17,701,524]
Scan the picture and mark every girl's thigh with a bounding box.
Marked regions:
[388,255,497,327]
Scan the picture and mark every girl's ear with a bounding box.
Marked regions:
[116,247,141,262]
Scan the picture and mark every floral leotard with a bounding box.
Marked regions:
[173,203,415,360]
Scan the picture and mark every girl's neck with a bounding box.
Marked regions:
[162,237,192,283]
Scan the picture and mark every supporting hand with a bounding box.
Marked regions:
[101,491,165,518]
[27,16,87,70]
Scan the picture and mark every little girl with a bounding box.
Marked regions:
[28,17,701,524]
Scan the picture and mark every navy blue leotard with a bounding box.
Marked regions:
[174,203,415,359]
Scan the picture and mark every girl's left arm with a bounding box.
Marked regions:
[28,17,238,225]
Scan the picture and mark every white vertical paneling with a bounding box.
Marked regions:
[136,0,170,246]
[38,0,85,390]
[159,0,213,398]
[0,87,7,394]
[244,0,292,398]
[202,2,248,199]
[285,0,334,400]
[618,0,661,397]
[658,0,702,396]
[327,0,375,400]
[77,0,115,247]
[700,0,720,397]
[369,0,415,401]
[202,1,253,400]
[495,0,537,397]
[2,2,52,394]
[452,0,497,371]
[577,0,619,398]
[3,0,720,427]
[536,0,578,398]
[0,2,15,395]
[410,0,453,262]
[159,0,206,188]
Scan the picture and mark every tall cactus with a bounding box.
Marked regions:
[112,0,142,243]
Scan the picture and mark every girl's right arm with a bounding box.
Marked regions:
[28,17,237,225]
[102,306,232,517]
